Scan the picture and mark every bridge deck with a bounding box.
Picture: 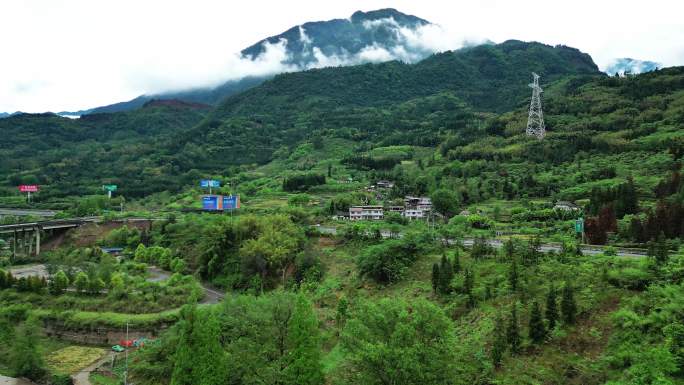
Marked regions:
[0,217,99,233]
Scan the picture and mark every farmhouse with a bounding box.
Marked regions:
[349,205,384,221]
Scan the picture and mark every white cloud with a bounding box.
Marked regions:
[299,26,313,46]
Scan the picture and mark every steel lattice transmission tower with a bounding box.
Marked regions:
[526,72,546,139]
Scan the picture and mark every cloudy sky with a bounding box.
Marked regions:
[1,0,683,113]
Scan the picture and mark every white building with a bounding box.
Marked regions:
[402,208,427,219]
[349,205,384,221]
[405,196,432,211]
[553,201,581,211]
[376,180,395,189]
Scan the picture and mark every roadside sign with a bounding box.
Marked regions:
[200,180,220,188]
[19,185,39,192]
[223,195,240,210]
[575,218,584,233]
[102,185,118,192]
[202,195,222,211]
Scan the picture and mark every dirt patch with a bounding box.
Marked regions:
[9,264,48,279]
[54,220,153,248]
[557,293,621,358]
[318,237,338,248]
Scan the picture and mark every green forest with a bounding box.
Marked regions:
[1,39,684,385]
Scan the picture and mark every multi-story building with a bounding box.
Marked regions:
[349,205,384,221]
[402,208,426,219]
[388,206,404,213]
[405,196,432,211]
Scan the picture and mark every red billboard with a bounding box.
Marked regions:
[19,185,39,192]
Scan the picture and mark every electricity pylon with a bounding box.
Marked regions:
[526,72,546,139]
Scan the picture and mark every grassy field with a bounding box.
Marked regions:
[46,346,106,375]
[90,372,121,385]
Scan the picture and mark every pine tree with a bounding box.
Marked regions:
[49,270,69,295]
[507,305,520,354]
[88,277,106,295]
[73,272,89,294]
[464,268,475,308]
[438,254,453,294]
[491,314,506,367]
[0,269,8,289]
[431,263,440,293]
[561,284,577,325]
[336,296,349,327]
[545,286,558,330]
[655,232,669,264]
[504,238,515,260]
[11,314,46,380]
[171,306,227,385]
[528,301,546,344]
[508,258,518,292]
[453,251,461,273]
[284,296,325,385]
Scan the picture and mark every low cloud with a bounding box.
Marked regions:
[157,18,476,93]
[132,18,473,97]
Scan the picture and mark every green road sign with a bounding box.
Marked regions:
[575,218,584,233]
[103,184,118,192]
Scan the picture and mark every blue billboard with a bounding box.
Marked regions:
[200,179,220,188]
[223,195,240,210]
[202,195,220,210]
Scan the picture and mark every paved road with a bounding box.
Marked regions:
[8,265,226,304]
[0,376,35,385]
[71,352,115,385]
[315,225,647,258]
[146,267,225,304]
[0,208,57,218]
[7,264,49,279]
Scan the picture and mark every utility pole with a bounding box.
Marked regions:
[124,321,129,385]
[526,72,546,139]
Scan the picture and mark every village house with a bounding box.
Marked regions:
[405,196,432,211]
[376,180,395,189]
[553,201,581,211]
[402,208,426,219]
[349,205,384,221]
[388,206,404,213]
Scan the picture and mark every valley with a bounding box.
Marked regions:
[0,6,683,385]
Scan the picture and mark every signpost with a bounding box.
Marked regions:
[202,195,222,211]
[575,218,585,243]
[201,194,241,212]
[222,195,240,210]
[200,179,220,194]
[18,185,39,203]
[103,184,118,199]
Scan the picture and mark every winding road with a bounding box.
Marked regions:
[315,225,648,258]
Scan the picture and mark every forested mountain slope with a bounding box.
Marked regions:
[0,101,209,198]
[2,42,682,203]
[173,40,601,166]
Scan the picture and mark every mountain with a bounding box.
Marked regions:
[604,57,661,75]
[172,40,601,166]
[0,101,210,198]
[0,40,604,198]
[241,8,430,66]
[44,8,437,117]
[58,76,267,117]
